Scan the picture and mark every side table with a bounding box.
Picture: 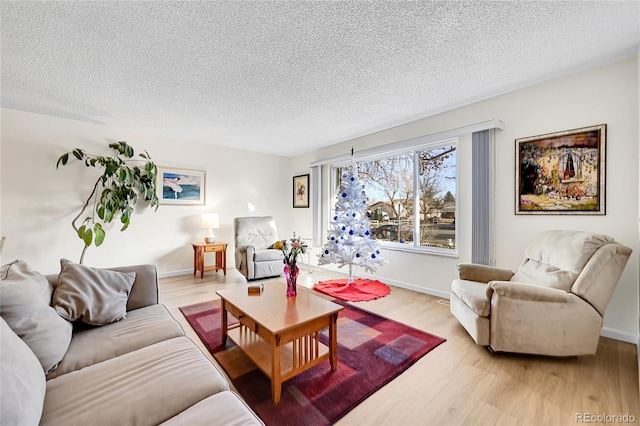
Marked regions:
[192,242,228,279]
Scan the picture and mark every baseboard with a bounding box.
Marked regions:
[364,274,452,300]
[599,327,638,344]
[158,269,192,278]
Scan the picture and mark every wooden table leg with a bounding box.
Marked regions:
[215,250,222,275]
[217,250,226,275]
[329,313,338,370]
[272,338,282,404]
[221,299,228,346]
[193,247,197,276]
[199,248,204,279]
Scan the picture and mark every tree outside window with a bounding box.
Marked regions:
[332,142,456,251]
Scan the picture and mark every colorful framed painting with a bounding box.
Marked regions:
[293,174,310,208]
[516,124,606,215]
[156,167,205,205]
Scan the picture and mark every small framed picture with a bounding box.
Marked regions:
[515,124,606,215]
[156,167,205,205]
[293,174,310,208]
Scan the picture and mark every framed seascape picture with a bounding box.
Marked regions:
[515,124,606,215]
[293,174,310,208]
[156,167,205,205]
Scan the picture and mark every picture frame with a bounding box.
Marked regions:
[515,124,606,215]
[156,167,205,205]
[293,174,310,208]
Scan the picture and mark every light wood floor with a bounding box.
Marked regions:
[159,266,640,426]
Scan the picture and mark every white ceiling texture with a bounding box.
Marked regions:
[2,1,639,157]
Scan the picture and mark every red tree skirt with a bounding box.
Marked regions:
[313,278,391,302]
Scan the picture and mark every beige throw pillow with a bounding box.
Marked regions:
[0,260,72,374]
[53,259,136,326]
[0,317,46,425]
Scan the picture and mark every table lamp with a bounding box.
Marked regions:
[202,213,219,243]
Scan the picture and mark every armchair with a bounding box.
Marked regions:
[234,216,284,281]
[450,230,631,356]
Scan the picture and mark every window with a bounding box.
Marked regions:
[330,139,457,253]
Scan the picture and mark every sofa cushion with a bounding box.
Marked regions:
[451,279,491,317]
[511,260,577,292]
[161,391,263,426]
[511,230,614,292]
[41,337,229,425]
[109,264,159,311]
[254,249,284,262]
[53,259,135,326]
[47,304,186,379]
[0,317,46,426]
[47,264,160,311]
[0,260,72,374]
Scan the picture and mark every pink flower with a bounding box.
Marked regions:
[292,241,300,249]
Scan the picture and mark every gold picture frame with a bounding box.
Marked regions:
[516,124,606,215]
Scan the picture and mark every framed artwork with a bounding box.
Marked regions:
[156,167,205,205]
[293,174,310,208]
[515,124,606,215]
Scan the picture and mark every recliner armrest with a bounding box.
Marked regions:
[235,245,257,280]
[235,244,251,254]
[486,281,572,303]
[457,263,514,283]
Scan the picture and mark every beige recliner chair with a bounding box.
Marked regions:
[450,230,631,356]
[234,216,284,281]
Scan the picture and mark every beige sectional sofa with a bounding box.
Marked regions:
[0,260,263,425]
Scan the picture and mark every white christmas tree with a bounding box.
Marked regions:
[318,156,387,283]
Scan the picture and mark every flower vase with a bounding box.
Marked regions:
[284,263,299,297]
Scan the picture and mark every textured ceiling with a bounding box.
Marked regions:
[2,1,639,157]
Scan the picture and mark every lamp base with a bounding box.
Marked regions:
[204,236,216,244]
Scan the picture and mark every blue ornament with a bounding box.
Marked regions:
[371,254,376,259]
[334,216,338,221]
[349,230,354,235]
[365,230,370,235]
[324,249,329,254]
[342,193,347,198]
[356,253,360,257]
[350,177,355,181]
[341,226,346,231]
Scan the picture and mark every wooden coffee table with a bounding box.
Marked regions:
[216,282,343,404]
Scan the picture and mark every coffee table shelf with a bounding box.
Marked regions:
[227,325,330,381]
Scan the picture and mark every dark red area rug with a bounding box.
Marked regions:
[180,298,445,426]
[313,278,391,302]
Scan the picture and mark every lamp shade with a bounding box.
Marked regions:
[202,213,220,229]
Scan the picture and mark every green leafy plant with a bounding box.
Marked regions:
[57,141,159,263]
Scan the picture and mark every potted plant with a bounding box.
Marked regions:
[57,141,159,263]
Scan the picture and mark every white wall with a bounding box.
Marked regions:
[292,57,640,339]
[0,109,290,275]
